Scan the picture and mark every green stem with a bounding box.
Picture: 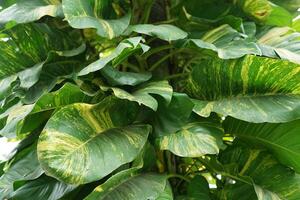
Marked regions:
[167,174,190,182]
[165,73,189,80]
[143,44,174,58]
[149,50,182,71]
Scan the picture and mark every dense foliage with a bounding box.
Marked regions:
[0,0,300,199]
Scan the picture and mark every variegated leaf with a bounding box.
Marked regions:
[187,55,300,123]
[224,117,300,173]
[236,0,272,22]
[186,24,261,59]
[218,145,300,200]
[37,96,150,184]
[0,0,63,24]
[158,122,224,157]
[62,0,131,39]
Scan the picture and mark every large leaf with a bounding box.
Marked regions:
[103,81,173,111]
[187,55,300,123]
[85,173,169,200]
[0,0,62,24]
[224,117,300,173]
[0,83,92,138]
[62,0,131,39]
[0,145,44,199]
[11,175,76,200]
[185,24,261,59]
[37,96,151,184]
[218,145,300,200]
[78,37,149,76]
[158,122,224,157]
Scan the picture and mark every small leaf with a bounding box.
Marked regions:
[103,80,173,111]
[126,24,188,41]
[187,175,211,200]
[159,122,224,157]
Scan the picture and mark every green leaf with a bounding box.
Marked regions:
[103,81,173,111]
[186,24,261,59]
[0,145,44,199]
[265,3,293,27]
[152,93,194,137]
[187,175,211,200]
[85,173,169,200]
[37,96,151,184]
[0,83,92,138]
[187,55,300,123]
[159,122,224,157]
[62,0,131,39]
[78,37,149,76]
[101,65,152,86]
[0,0,63,24]
[11,175,76,200]
[224,117,300,173]
[218,145,300,200]
[126,24,188,41]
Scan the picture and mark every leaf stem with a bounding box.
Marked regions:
[149,50,182,71]
[167,174,190,182]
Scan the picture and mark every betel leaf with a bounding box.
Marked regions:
[0,145,44,200]
[218,145,300,200]
[187,55,300,123]
[224,117,300,173]
[185,24,261,59]
[0,0,63,24]
[10,175,76,200]
[158,122,224,157]
[78,37,149,76]
[103,80,173,111]
[101,65,152,86]
[85,173,169,200]
[0,83,92,138]
[126,24,188,41]
[37,96,151,184]
[62,0,131,39]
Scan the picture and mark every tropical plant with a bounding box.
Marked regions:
[0,0,300,199]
